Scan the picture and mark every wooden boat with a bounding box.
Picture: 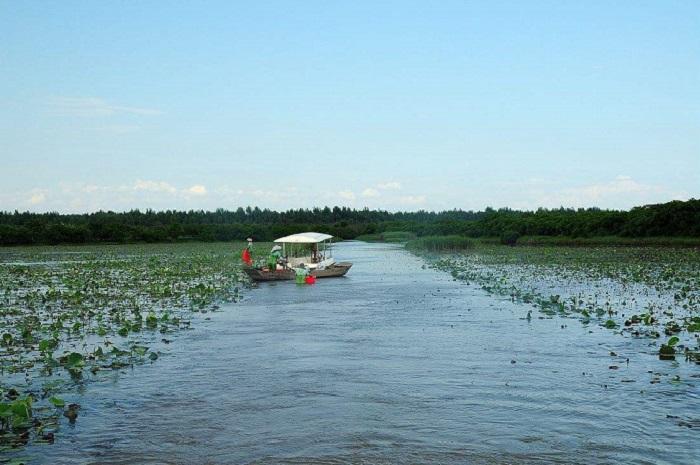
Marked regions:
[243,232,352,282]
[244,262,353,281]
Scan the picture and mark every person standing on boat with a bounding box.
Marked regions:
[311,243,319,263]
[241,237,253,265]
[270,245,282,260]
[267,244,282,271]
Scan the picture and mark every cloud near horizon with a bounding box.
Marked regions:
[0,176,692,214]
[184,185,207,196]
[533,175,689,210]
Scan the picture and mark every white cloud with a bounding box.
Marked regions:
[184,185,207,196]
[215,186,304,206]
[535,175,688,209]
[576,175,650,199]
[20,176,687,213]
[249,188,297,201]
[338,190,356,201]
[81,184,102,193]
[28,190,46,205]
[356,181,402,200]
[133,180,177,194]
[397,195,427,206]
[361,188,379,198]
[377,181,402,190]
[48,97,162,117]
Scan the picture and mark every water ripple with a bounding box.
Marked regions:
[25,242,699,465]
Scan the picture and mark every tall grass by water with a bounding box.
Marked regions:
[360,232,700,248]
[515,235,700,247]
[405,235,474,252]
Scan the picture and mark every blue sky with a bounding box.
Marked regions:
[1,1,698,212]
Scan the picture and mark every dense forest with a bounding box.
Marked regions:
[0,199,698,246]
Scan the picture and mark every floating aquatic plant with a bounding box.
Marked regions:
[659,336,680,360]
[419,245,700,364]
[0,242,253,454]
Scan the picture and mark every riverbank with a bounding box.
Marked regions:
[358,232,700,248]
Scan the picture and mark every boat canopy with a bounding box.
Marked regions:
[273,232,333,244]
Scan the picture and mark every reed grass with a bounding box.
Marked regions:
[405,235,474,252]
[514,235,700,247]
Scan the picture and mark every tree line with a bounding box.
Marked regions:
[0,199,698,246]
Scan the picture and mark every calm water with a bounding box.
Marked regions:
[29,242,698,464]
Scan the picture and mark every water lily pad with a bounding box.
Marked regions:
[49,396,65,408]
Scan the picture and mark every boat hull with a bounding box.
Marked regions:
[244,262,353,282]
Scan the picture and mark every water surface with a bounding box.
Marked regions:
[30,242,699,464]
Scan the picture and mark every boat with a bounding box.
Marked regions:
[243,232,352,282]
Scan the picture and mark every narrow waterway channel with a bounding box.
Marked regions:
[28,242,698,465]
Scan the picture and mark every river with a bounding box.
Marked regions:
[29,242,698,464]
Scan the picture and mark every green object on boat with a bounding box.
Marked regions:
[295,267,307,284]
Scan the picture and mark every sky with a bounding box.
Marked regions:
[1,1,698,213]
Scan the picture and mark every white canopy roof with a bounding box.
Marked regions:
[274,232,333,244]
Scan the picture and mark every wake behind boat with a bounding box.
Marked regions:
[243,232,352,282]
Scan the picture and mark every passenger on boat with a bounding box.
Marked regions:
[241,237,254,265]
[270,245,282,259]
[267,245,283,271]
[246,237,253,254]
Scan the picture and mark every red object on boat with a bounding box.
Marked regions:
[305,275,316,284]
[241,248,252,265]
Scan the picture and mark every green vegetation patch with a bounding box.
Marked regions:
[405,235,475,252]
[0,242,253,453]
[3,198,699,246]
[420,245,700,364]
[515,235,700,247]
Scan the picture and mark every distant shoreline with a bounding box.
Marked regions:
[359,233,700,249]
[1,199,698,246]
